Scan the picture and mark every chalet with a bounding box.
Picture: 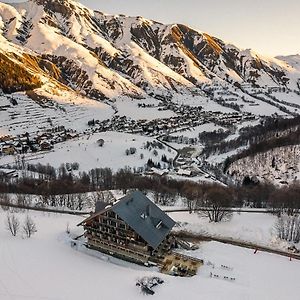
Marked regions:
[40,140,53,151]
[13,141,23,153]
[150,167,169,177]
[0,135,13,142]
[241,82,252,90]
[78,191,176,265]
[176,157,186,165]
[177,168,192,177]
[0,168,18,178]
[30,143,40,152]
[268,86,281,93]
[2,144,15,155]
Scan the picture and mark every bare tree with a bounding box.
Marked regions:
[39,194,50,206]
[182,183,204,213]
[58,194,67,207]
[24,194,33,206]
[89,191,115,208]
[16,194,26,212]
[22,215,37,238]
[275,214,300,243]
[153,187,175,206]
[75,193,87,211]
[198,186,233,222]
[268,184,300,216]
[0,193,11,211]
[6,214,20,236]
[115,168,135,194]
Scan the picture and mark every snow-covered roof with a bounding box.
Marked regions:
[177,168,192,176]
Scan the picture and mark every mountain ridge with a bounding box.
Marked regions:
[0,0,299,101]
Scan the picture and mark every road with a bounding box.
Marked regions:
[164,207,274,214]
[156,134,226,185]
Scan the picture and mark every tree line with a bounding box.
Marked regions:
[1,164,299,216]
[1,163,300,244]
[201,115,300,159]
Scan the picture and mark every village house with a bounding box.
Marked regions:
[177,168,192,177]
[40,140,53,151]
[2,144,16,155]
[150,167,169,177]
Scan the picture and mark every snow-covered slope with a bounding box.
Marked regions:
[276,54,300,72]
[1,209,300,300]
[227,145,300,186]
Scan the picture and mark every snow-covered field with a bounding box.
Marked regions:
[0,132,176,172]
[0,209,299,300]
[170,211,285,249]
[272,91,300,106]
[0,92,114,135]
[173,95,236,113]
[169,123,224,139]
[114,97,176,120]
[206,146,248,165]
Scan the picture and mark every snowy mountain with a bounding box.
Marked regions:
[276,54,300,68]
[0,0,300,100]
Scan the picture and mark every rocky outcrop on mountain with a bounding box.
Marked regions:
[0,52,42,93]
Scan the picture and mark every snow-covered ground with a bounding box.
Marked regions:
[170,211,286,249]
[272,91,300,106]
[0,92,114,135]
[227,144,300,186]
[173,94,236,113]
[114,97,176,120]
[0,132,176,172]
[206,146,248,165]
[0,209,299,300]
[169,123,225,139]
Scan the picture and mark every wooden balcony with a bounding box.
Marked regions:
[87,236,150,264]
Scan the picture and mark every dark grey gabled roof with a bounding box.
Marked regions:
[112,191,175,249]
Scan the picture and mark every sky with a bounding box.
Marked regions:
[4,0,300,57]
